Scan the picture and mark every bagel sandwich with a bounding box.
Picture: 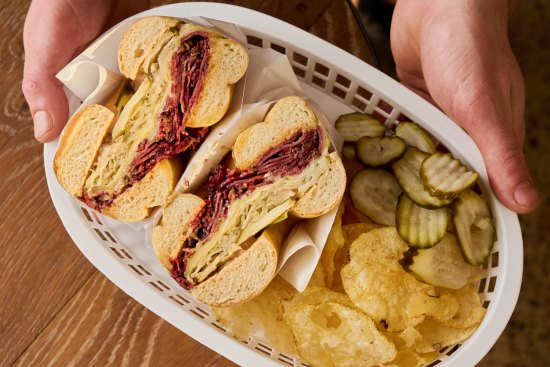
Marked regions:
[152,96,346,306]
[54,16,248,221]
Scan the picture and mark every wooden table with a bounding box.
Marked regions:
[0,1,375,366]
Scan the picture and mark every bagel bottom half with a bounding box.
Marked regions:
[190,222,286,307]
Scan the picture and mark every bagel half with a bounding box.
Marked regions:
[153,96,346,306]
[54,16,248,221]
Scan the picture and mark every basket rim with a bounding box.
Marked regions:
[45,2,523,367]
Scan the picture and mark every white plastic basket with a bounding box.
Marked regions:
[44,3,523,367]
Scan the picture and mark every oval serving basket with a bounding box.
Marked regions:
[44,3,523,367]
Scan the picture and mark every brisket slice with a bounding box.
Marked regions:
[81,32,211,212]
[170,128,323,289]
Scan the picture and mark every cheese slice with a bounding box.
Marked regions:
[185,154,332,283]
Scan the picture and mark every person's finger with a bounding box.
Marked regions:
[475,121,539,214]
[22,0,150,143]
[451,85,540,213]
[22,74,69,142]
[22,0,85,142]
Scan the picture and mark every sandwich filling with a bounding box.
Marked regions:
[81,32,211,211]
[170,128,328,289]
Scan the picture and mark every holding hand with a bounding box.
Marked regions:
[22,0,148,142]
[391,0,540,213]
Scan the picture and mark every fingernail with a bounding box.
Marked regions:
[33,110,53,139]
[514,180,541,208]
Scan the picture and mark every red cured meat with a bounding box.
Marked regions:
[81,32,211,211]
[170,128,323,289]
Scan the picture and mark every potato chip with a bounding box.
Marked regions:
[385,349,425,367]
[320,201,346,288]
[283,288,397,367]
[398,326,423,349]
[285,286,355,309]
[308,259,327,288]
[381,330,407,350]
[341,227,457,331]
[329,222,380,292]
[406,293,458,323]
[419,351,442,363]
[213,276,297,354]
[342,222,379,244]
[413,318,477,353]
[441,283,486,329]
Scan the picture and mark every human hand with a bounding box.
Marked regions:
[390,0,540,213]
[22,0,149,142]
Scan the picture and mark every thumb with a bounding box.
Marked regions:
[22,0,83,143]
[476,125,540,214]
[22,73,69,142]
[452,93,540,213]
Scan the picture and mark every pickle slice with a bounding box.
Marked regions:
[396,194,450,248]
[452,190,495,265]
[355,136,406,168]
[392,147,452,208]
[395,122,437,154]
[349,169,402,226]
[421,152,479,200]
[399,233,476,289]
[342,145,357,161]
[335,113,386,142]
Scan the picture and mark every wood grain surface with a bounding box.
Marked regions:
[0,1,372,366]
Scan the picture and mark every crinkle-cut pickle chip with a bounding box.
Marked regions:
[421,152,479,200]
[335,113,386,142]
[283,288,397,367]
[392,147,452,208]
[341,145,356,161]
[395,121,437,154]
[341,227,457,331]
[452,190,496,265]
[355,135,406,168]
[396,193,450,248]
[349,169,402,226]
[400,233,477,289]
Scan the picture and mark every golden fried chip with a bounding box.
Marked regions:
[381,330,407,350]
[441,284,486,329]
[406,293,459,323]
[283,289,397,367]
[213,276,297,354]
[399,326,423,349]
[414,319,477,353]
[385,349,425,367]
[285,286,355,309]
[419,351,442,363]
[330,222,381,292]
[320,201,346,288]
[341,227,457,331]
[308,259,327,288]
[342,222,380,245]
